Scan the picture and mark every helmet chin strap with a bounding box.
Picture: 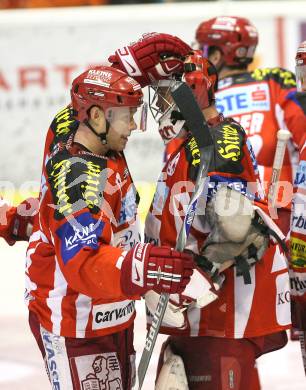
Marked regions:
[84,119,110,145]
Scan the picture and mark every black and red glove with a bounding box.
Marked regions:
[108,32,192,87]
[120,243,194,297]
[0,197,38,246]
[183,51,218,110]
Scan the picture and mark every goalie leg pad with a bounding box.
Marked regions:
[155,342,188,390]
[158,335,261,390]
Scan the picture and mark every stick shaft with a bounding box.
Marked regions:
[268,129,291,207]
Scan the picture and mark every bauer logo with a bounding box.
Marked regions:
[56,212,104,264]
[92,300,135,330]
[216,83,270,116]
[294,161,306,189]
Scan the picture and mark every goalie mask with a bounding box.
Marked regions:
[149,78,186,144]
[296,41,306,92]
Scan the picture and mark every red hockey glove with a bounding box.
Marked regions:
[0,197,38,246]
[183,51,218,109]
[109,32,192,87]
[120,243,194,296]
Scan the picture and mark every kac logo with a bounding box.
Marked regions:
[56,212,104,264]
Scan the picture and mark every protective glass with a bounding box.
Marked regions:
[296,64,306,92]
[105,103,148,133]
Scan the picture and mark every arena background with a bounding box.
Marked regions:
[0,1,306,388]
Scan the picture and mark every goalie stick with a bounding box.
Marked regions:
[137,82,214,389]
[268,129,291,208]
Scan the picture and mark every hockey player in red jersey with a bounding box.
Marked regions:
[0,197,36,245]
[141,51,290,389]
[195,16,306,236]
[25,65,197,389]
[289,41,306,374]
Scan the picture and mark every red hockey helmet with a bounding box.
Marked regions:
[195,16,258,66]
[296,41,306,92]
[71,66,143,122]
[183,51,218,109]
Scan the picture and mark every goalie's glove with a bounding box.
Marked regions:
[145,266,224,328]
[201,187,270,284]
[108,32,192,87]
[183,51,218,110]
[0,197,38,246]
[120,243,194,297]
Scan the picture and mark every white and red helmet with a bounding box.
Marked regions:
[71,66,143,122]
[195,16,258,66]
[295,41,306,92]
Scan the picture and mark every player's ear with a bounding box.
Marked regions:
[208,48,223,68]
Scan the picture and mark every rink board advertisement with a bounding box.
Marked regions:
[0,2,305,190]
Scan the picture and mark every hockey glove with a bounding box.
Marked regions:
[0,197,38,246]
[145,266,223,328]
[109,32,192,87]
[183,51,218,109]
[120,243,194,297]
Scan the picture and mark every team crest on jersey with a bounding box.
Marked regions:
[71,352,123,390]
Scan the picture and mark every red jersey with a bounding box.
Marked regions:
[215,68,306,220]
[145,118,291,338]
[290,136,306,330]
[25,107,141,338]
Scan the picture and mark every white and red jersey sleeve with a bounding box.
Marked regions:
[145,118,291,338]
[26,108,140,338]
[215,68,306,233]
[290,136,306,330]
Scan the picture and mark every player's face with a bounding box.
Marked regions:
[106,107,138,151]
[296,64,306,92]
[156,86,173,113]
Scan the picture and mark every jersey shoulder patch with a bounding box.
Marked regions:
[211,119,245,174]
[46,150,107,220]
[251,67,296,89]
[49,106,79,149]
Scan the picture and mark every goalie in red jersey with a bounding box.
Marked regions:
[110,37,291,389]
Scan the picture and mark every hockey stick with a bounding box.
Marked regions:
[268,129,291,208]
[137,82,214,389]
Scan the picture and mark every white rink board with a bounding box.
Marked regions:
[0,1,306,186]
